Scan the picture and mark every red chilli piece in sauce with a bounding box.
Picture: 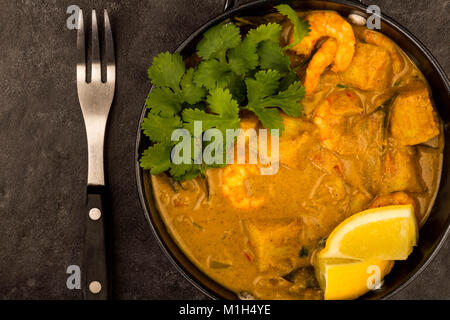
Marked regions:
[243,250,253,262]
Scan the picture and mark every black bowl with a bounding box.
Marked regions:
[135,0,450,299]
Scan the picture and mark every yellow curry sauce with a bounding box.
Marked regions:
[151,11,443,300]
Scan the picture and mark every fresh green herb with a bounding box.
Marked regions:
[140,4,309,180]
[247,22,282,43]
[279,70,300,91]
[182,88,240,137]
[180,68,207,104]
[223,23,283,76]
[140,141,173,175]
[258,40,291,75]
[275,4,310,48]
[145,53,206,117]
[147,52,185,91]
[244,69,305,132]
[196,23,241,62]
[393,80,402,87]
[227,38,259,75]
[141,114,182,143]
[299,246,309,258]
[209,260,232,269]
[336,83,349,88]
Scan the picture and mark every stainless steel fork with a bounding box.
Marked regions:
[77,9,115,300]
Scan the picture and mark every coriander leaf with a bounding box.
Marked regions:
[194,61,244,102]
[226,23,283,75]
[223,72,246,103]
[181,109,218,132]
[182,88,240,135]
[141,114,182,143]
[182,108,240,136]
[169,163,191,178]
[251,106,284,131]
[275,4,310,48]
[245,69,282,102]
[245,70,283,131]
[193,60,232,90]
[227,38,258,75]
[196,23,241,61]
[279,70,299,91]
[179,167,203,181]
[139,142,173,174]
[246,23,282,43]
[147,53,204,106]
[258,40,291,75]
[170,163,202,181]
[147,52,185,91]
[207,87,239,119]
[245,71,304,130]
[262,82,305,117]
[145,87,182,116]
[180,68,206,104]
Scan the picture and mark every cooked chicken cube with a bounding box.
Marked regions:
[264,115,318,169]
[246,219,306,273]
[349,191,372,214]
[381,145,423,193]
[341,42,393,91]
[389,86,440,145]
[278,132,315,170]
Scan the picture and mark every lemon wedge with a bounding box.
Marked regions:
[314,257,394,300]
[313,205,417,299]
[320,205,418,260]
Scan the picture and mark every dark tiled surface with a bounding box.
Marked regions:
[0,0,448,299]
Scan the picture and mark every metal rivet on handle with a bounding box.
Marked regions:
[89,281,102,294]
[89,208,101,220]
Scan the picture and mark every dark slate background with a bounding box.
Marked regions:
[0,0,448,299]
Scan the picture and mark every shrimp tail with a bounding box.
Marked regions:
[304,38,338,96]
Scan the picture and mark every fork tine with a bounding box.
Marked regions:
[91,9,101,82]
[76,9,86,82]
[104,10,116,83]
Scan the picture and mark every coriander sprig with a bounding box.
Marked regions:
[140,4,310,181]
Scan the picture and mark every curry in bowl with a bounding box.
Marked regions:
[141,6,443,300]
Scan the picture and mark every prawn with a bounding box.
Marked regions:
[313,90,363,153]
[290,11,356,72]
[369,191,417,214]
[221,164,264,210]
[358,28,404,73]
[304,38,337,96]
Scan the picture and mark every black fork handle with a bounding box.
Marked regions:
[83,186,110,300]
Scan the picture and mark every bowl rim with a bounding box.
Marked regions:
[135,0,450,300]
